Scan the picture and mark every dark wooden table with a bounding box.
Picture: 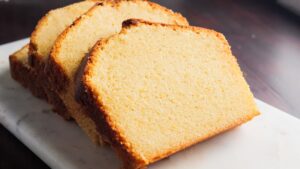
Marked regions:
[1,0,300,168]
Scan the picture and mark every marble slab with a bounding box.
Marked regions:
[0,39,300,169]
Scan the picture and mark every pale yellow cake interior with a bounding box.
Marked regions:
[86,23,259,163]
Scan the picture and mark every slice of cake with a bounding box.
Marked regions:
[77,19,260,169]
[28,0,102,143]
[9,45,47,100]
[45,0,188,145]
[9,45,68,118]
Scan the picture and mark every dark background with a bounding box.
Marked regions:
[0,0,300,168]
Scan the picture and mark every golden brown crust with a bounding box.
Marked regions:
[45,55,69,92]
[76,40,145,169]
[28,41,40,67]
[107,0,189,25]
[76,84,145,169]
[9,45,71,120]
[122,18,217,36]
[30,57,71,120]
[10,45,48,100]
[76,19,260,169]
[142,0,188,25]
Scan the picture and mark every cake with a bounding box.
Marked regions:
[77,19,260,169]
[28,0,103,143]
[9,45,47,100]
[45,0,188,145]
[9,2,260,168]
[9,45,68,117]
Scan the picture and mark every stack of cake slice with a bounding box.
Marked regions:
[9,0,259,168]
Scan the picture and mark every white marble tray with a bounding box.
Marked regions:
[1,39,300,169]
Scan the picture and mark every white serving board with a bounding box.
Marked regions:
[0,39,300,169]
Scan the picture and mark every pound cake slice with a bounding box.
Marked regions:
[28,0,103,143]
[9,45,47,100]
[9,45,67,117]
[46,0,188,145]
[77,19,260,169]
[28,0,101,117]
